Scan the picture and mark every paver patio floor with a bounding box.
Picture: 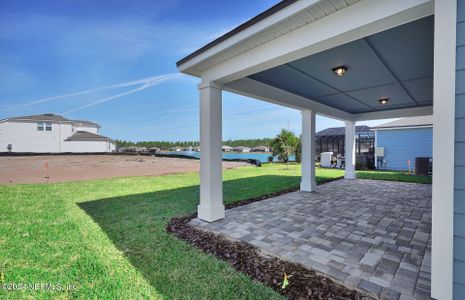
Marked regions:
[191,179,432,300]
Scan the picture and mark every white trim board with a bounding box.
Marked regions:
[202,0,433,83]
[224,77,353,121]
[224,79,433,122]
[371,125,433,131]
[177,0,322,75]
[352,106,433,121]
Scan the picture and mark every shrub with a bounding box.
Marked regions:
[270,129,299,163]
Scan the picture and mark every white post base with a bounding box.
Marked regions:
[344,170,356,180]
[198,204,225,223]
[300,182,315,192]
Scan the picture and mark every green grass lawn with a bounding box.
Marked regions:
[0,164,430,299]
[356,169,432,184]
[0,164,342,299]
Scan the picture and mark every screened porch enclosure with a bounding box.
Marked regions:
[316,125,375,168]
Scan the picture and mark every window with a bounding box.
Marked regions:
[37,122,52,131]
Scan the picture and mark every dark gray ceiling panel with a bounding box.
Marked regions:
[246,16,434,115]
[347,83,416,109]
[402,77,433,104]
[288,40,395,92]
[249,65,337,98]
[366,16,434,81]
[316,93,370,113]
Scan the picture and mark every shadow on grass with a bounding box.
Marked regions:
[77,175,300,299]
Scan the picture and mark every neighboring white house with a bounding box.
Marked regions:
[0,113,115,153]
[169,146,183,152]
[232,146,251,153]
[222,145,233,152]
[251,146,270,152]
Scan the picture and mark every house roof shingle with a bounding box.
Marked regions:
[72,119,100,127]
[65,131,110,142]
[4,113,70,123]
[316,125,371,137]
[1,113,100,127]
[371,116,433,129]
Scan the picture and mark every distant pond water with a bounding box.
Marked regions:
[162,151,295,163]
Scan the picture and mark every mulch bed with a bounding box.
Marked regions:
[167,177,374,300]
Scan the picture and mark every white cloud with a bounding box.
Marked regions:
[6,73,184,113]
[61,73,184,114]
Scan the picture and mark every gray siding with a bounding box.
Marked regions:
[455,0,465,298]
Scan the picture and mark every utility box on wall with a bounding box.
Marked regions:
[375,147,384,158]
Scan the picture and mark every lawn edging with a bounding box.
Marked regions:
[167,176,373,300]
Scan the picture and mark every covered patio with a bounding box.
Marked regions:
[191,179,432,299]
[177,1,459,299]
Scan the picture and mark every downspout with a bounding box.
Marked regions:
[374,130,378,169]
[59,122,62,153]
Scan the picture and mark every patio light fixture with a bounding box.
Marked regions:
[332,65,347,77]
[378,98,389,105]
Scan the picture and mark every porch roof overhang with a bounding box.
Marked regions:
[177,0,435,122]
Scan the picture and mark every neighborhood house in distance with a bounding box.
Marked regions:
[373,116,432,171]
[0,113,115,153]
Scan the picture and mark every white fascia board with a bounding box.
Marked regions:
[177,0,321,74]
[371,125,433,131]
[202,0,433,83]
[223,77,353,121]
[353,106,433,121]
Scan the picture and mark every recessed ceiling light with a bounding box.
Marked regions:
[332,65,347,77]
[378,98,389,105]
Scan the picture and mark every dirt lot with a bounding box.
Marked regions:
[0,155,247,184]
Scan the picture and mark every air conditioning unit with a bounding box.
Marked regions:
[415,157,432,175]
[320,152,333,167]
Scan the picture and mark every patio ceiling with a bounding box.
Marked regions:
[247,16,434,114]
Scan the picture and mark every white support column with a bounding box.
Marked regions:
[344,120,356,179]
[198,81,225,222]
[300,109,316,192]
[431,0,456,299]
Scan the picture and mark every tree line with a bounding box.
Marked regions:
[114,138,273,150]
[115,130,302,163]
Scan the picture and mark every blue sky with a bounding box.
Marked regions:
[0,0,390,142]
